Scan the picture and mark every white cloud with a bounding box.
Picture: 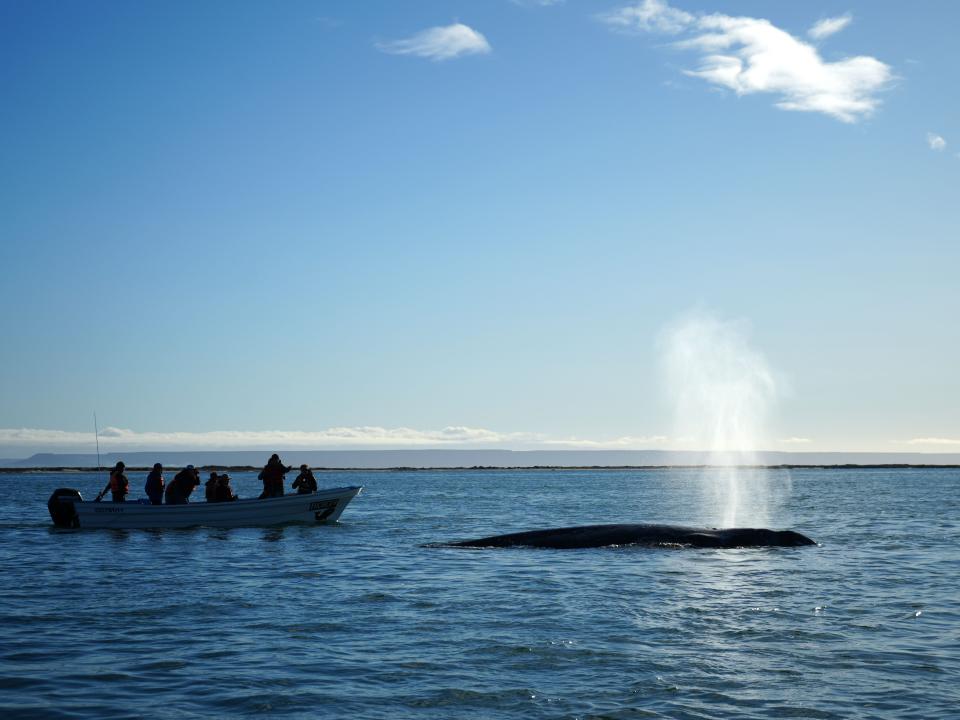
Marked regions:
[600,0,693,34]
[0,426,537,451]
[376,23,491,61]
[541,435,669,448]
[808,14,853,41]
[602,1,892,123]
[927,132,946,151]
[14,426,959,455]
[313,16,343,30]
[906,437,960,446]
[0,426,681,453]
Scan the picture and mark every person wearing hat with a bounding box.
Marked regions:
[97,461,129,502]
[144,462,165,505]
[204,471,220,502]
[257,454,292,499]
[215,473,237,502]
[291,464,318,495]
[165,465,200,505]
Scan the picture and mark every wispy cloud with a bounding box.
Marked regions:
[12,426,957,455]
[0,426,536,451]
[541,435,669,448]
[0,426,680,453]
[313,16,343,30]
[600,1,892,123]
[601,0,693,34]
[906,437,960,446]
[376,23,491,61]
[511,0,565,7]
[808,14,853,41]
[927,132,946,151]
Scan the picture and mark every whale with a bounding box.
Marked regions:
[435,524,816,549]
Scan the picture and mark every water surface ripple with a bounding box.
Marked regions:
[0,468,957,718]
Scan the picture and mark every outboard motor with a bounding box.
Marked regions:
[48,488,82,528]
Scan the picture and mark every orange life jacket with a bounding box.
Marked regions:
[110,471,128,494]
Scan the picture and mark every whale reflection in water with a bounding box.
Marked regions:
[434,523,817,549]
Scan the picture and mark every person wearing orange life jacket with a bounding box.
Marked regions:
[97,461,129,502]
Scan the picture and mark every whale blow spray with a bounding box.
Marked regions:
[661,311,779,527]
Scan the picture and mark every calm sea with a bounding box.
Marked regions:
[0,468,957,719]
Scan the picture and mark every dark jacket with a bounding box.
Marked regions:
[166,470,199,504]
[259,462,291,497]
[292,470,318,494]
[145,469,164,501]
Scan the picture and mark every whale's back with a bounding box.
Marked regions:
[440,523,816,549]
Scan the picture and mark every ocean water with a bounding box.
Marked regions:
[0,467,958,719]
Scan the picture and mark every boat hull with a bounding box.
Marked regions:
[62,486,362,529]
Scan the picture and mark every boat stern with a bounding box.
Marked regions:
[48,488,83,528]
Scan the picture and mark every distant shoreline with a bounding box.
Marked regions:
[2,464,958,474]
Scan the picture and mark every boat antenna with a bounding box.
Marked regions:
[94,412,102,474]
[93,411,108,501]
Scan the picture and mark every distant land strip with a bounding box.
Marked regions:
[5,449,960,469]
[2,464,959,474]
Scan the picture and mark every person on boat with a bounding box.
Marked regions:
[258,454,292,499]
[215,473,237,502]
[98,461,129,502]
[144,463,165,505]
[165,465,200,504]
[292,464,318,494]
[205,472,220,502]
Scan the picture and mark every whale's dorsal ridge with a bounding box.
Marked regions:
[439,523,817,549]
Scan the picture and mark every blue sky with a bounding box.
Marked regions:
[1,0,958,455]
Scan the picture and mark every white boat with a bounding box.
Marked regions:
[48,486,362,529]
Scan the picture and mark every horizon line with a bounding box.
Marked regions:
[8,448,960,455]
[4,463,960,473]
